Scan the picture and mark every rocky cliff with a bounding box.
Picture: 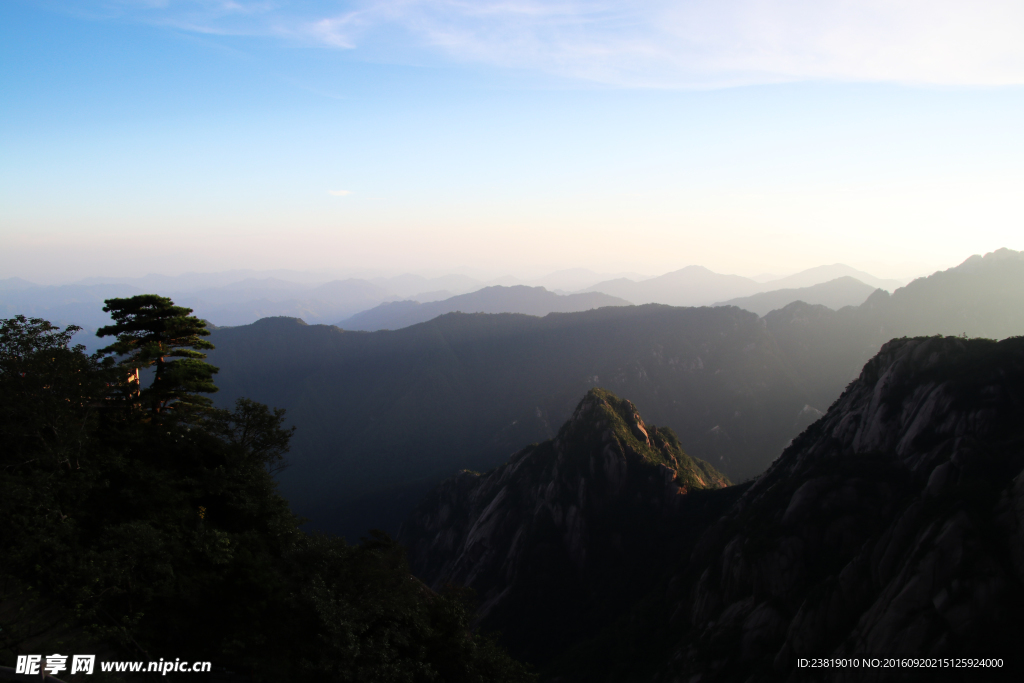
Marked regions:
[403,336,1024,681]
[398,388,731,666]
[644,335,1024,681]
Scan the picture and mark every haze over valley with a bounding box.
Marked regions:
[1,260,914,342]
[194,248,1023,538]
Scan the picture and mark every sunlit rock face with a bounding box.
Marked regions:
[656,336,1024,682]
[399,388,729,665]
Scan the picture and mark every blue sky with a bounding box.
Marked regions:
[3,1,1023,283]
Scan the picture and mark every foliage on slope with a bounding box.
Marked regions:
[0,314,531,682]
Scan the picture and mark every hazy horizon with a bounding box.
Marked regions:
[3,259,929,290]
[3,2,1022,283]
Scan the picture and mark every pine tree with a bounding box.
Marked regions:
[97,295,218,415]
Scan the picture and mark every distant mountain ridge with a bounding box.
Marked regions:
[582,262,907,309]
[766,247,1024,411]
[715,276,878,316]
[584,265,762,306]
[0,277,36,291]
[761,263,905,291]
[1,262,908,332]
[339,285,631,331]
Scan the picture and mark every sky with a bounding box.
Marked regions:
[2,0,1023,283]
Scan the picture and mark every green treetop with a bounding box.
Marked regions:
[97,294,218,415]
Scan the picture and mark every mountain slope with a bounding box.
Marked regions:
[338,285,631,331]
[877,247,1024,339]
[549,335,1024,682]
[715,276,878,316]
[399,388,730,666]
[766,247,1024,410]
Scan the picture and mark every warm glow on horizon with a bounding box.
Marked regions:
[2,1,1022,284]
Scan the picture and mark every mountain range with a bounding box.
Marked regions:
[584,265,764,306]
[338,286,630,331]
[584,263,905,308]
[756,263,905,291]
[0,262,909,340]
[715,276,878,316]
[4,249,1022,677]
[204,249,1024,540]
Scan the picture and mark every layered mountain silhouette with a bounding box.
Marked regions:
[715,276,878,316]
[405,336,1024,680]
[582,263,906,309]
[767,247,1024,410]
[338,285,630,331]
[760,263,904,291]
[204,249,1024,540]
[0,262,907,335]
[583,265,762,306]
[0,277,35,291]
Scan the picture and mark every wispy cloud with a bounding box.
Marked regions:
[72,1,1024,86]
[329,189,353,196]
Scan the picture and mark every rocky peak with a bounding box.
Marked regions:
[756,335,1023,491]
[553,388,729,493]
[398,387,729,665]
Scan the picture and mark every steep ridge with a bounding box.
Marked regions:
[399,388,732,666]
[556,336,1024,682]
[882,249,1024,339]
[766,247,1024,411]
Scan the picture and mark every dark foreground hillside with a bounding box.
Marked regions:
[0,315,530,682]
[404,336,1024,681]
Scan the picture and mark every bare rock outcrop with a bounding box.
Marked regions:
[654,336,1024,682]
